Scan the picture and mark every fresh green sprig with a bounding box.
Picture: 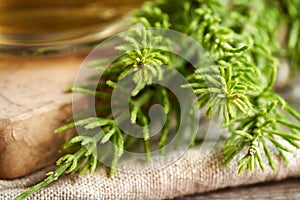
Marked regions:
[278,0,300,69]
[135,0,300,172]
[16,31,178,198]
[224,96,300,173]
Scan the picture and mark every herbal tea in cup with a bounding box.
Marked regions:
[0,0,144,52]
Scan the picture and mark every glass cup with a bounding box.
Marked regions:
[0,0,144,54]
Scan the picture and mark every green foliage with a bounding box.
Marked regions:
[16,0,300,199]
[99,28,172,95]
[278,0,300,69]
[135,0,300,175]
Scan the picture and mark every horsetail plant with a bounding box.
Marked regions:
[16,0,300,199]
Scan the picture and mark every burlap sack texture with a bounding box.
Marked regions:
[1,142,299,200]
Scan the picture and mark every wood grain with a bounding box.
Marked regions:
[0,54,86,179]
[179,178,300,199]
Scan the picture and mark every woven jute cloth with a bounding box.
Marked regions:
[1,142,300,200]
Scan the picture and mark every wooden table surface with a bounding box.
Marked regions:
[0,54,84,178]
[179,178,300,199]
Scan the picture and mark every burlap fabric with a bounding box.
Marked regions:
[1,142,299,200]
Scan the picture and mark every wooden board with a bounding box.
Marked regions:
[181,178,300,199]
[0,54,86,179]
